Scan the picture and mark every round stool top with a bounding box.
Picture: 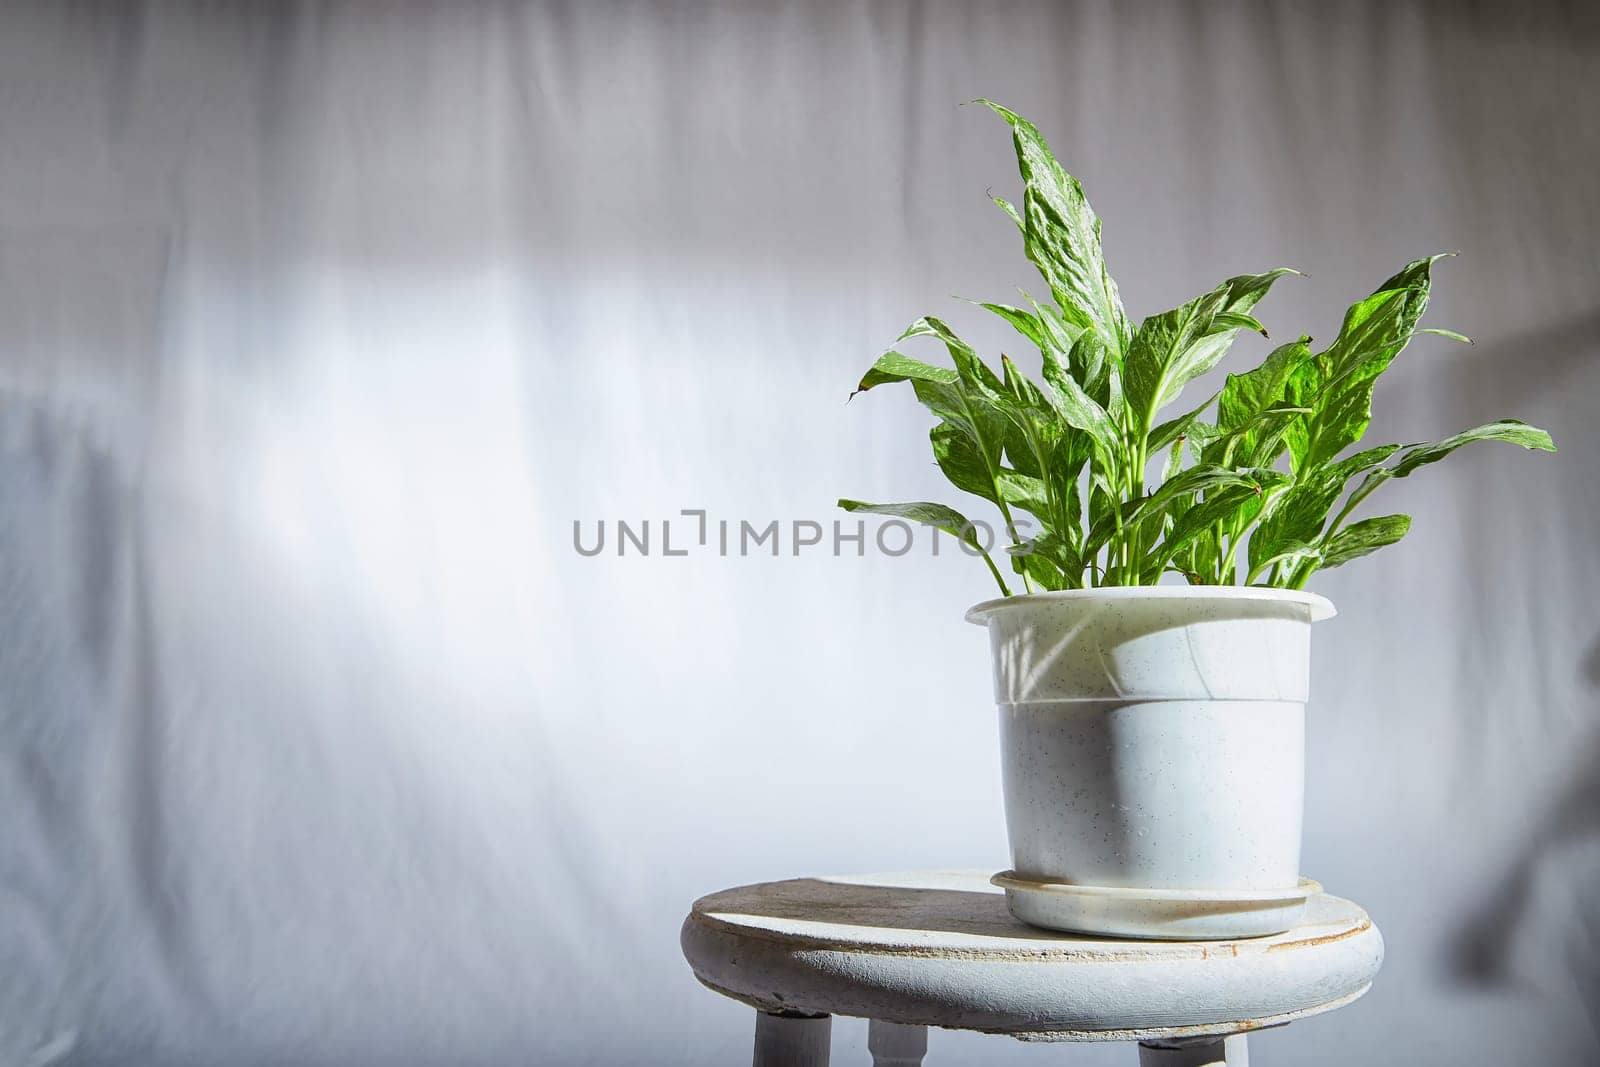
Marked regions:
[680,870,1383,1042]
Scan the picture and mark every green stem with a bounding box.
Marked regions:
[1122,435,1148,586]
[980,548,1012,596]
[1326,473,1385,538]
[984,484,1032,594]
[1219,532,1243,585]
[1232,482,1291,586]
[957,389,1029,591]
[1289,469,1390,592]
[1106,474,1128,590]
[1212,436,1241,584]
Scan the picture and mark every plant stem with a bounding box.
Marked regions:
[980,548,1012,596]
[1123,435,1148,586]
[989,490,1027,594]
[1213,436,1242,584]
[1219,533,1243,585]
[1326,472,1385,540]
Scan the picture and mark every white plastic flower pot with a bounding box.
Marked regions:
[965,587,1336,939]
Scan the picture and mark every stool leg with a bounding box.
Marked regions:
[753,1010,831,1067]
[868,1020,928,1066]
[1137,1033,1246,1066]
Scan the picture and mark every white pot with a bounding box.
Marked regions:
[966,588,1335,934]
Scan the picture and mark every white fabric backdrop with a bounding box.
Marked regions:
[2,1,1597,1064]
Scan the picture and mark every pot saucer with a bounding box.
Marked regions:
[990,871,1322,941]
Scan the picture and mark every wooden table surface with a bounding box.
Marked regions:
[681,870,1384,1065]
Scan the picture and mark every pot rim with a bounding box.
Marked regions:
[964,586,1336,626]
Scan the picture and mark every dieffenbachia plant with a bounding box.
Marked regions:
[840,101,1555,595]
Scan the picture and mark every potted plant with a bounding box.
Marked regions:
[840,102,1554,939]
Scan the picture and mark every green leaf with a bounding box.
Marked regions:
[1248,444,1400,579]
[892,319,1011,462]
[1123,269,1295,436]
[1021,290,1085,354]
[1222,267,1302,308]
[904,340,1077,579]
[1285,256,1445,472]
[996,354,1061,478]
[1157,482,1270,567]
[1321,514,1411,569]
[850,350,959,397]
[1160,270,1296,401]
[970,300,1048,351]
[1149,389,1220,455]
[929,421,998,502]
[1122,286,1230,435]
[1042,365,1120,460]
[1246,541,1323,584]
[1217,336,1311,434]
[914,379,1013,521]
[997,469,1052,516]
[1212,311,1269,336]
[995,354,1091,538]
[999,353,1050,411]
[1207,334,1312,467]
[1161,434,1188,482]
[1377,253,1453,292]
[837,499,992,554]
[977,99,1129,352]
[1088,464,1264,553]
[1135,465,1270,527]
[1006,530,1079,590]
[902,361,1004,452]
[1335,421,1555,533]
[839,498,1012,594]
[1249,479,1343,574]
[1390,419,1556,477]
[1275,419,1553,587]
[1063,331,1115,405]
[992,194,1024,234]
[1215,406,1314,470]
[1326,443,1403,483]
[902,316,1006,398]
[1169,526,1214,583]
[1013,546,1069,591]
[1087,479,1118,548]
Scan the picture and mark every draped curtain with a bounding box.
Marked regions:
[2,2,1596,1063]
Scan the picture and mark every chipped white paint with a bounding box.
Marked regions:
[965,589,1336,935]
[680,871,1383,1044]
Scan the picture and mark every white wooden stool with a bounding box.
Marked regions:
[680,870,1383,1065]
